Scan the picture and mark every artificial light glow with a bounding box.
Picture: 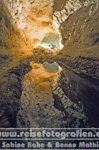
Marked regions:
[40,32,64,50]
[41,43,52,49]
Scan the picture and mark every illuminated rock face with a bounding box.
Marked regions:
[53,0,96,29]
[2,0,55,48]
[53,0,99,52]
[1,0,98,50]
[60,1,99,50]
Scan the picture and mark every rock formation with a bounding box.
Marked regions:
[0,0,99,128]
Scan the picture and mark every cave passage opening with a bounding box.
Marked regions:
[40,33,63,50]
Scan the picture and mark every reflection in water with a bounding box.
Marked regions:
[17,61,63,128]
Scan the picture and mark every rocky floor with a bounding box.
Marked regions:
[1,46,99,128]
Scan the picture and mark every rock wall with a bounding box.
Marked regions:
[2,0,55,48]
[0,60,32,127]
[53,0,99,52]
[53,0,96,28]
[57,67,99,127]
[61,2,99,50]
